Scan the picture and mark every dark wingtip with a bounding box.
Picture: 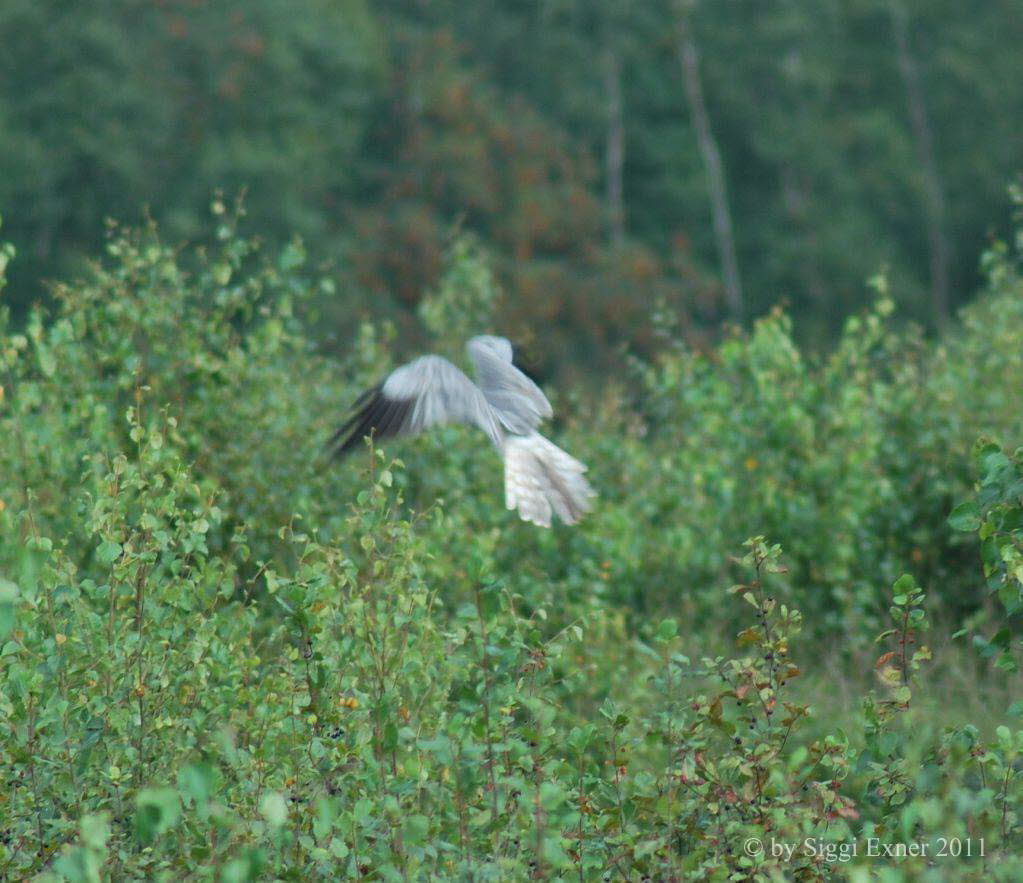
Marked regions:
[329,385,412,459]
[328,384,379,458]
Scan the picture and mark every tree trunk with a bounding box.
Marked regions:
[604,47,626,248]
[890,0,951,329]
[675,7,744,322]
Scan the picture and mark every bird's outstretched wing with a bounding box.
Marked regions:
[332,355,503,456]
[466,336,552,435]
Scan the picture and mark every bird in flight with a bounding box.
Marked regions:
[332,335,595,527]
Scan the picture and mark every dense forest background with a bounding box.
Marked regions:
[2,0,1021,377]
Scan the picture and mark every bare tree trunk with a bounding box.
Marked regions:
[890,0,951,329]
[675,6,744,322]
[604,47,626,248]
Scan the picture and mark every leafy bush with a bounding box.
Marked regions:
[950,440,1023,673]
[1,213,1022,879]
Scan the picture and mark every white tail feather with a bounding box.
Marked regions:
[503,433,596,527]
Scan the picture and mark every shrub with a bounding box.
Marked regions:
[1,212,1022,879]
[950,439,1023,673]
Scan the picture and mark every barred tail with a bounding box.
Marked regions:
[503,433,596,528]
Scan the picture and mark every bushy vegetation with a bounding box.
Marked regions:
[3,1,1023,361]
[1,209,1022,880]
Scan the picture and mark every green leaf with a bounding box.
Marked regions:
[996,725,1013,752]
[260,791,288,827]
[213,263,233,286]
[0,580,16,640]
[37,345,56,377]
[313,796,335,841]
[948,501,981,532]
[96,541,122,567]
[354,798,373,823]
[80,813,111,851]
[539,781,566,811]
[403,814,429,844]
[136,787,180,843]
[178,763,214,807]
[892,573,916,593]
[53,847,100,883]
[220,848,267,883]
[655,618,678,643]
[280,240,306,271]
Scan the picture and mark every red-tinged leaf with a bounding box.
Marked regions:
[737,627,760,646]
[708,698,723,722]
[875,651,897,668]
[836,801,860,820]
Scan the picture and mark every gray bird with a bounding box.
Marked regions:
[333,335,595,527]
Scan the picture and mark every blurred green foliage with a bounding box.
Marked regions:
[0,0,380,313]
[0,206,1022,878]
[950,439,1023,674]
[2,0,1022,374]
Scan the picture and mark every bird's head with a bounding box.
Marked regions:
[468,335,513,363]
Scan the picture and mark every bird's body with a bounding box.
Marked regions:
[333,335,595,527]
